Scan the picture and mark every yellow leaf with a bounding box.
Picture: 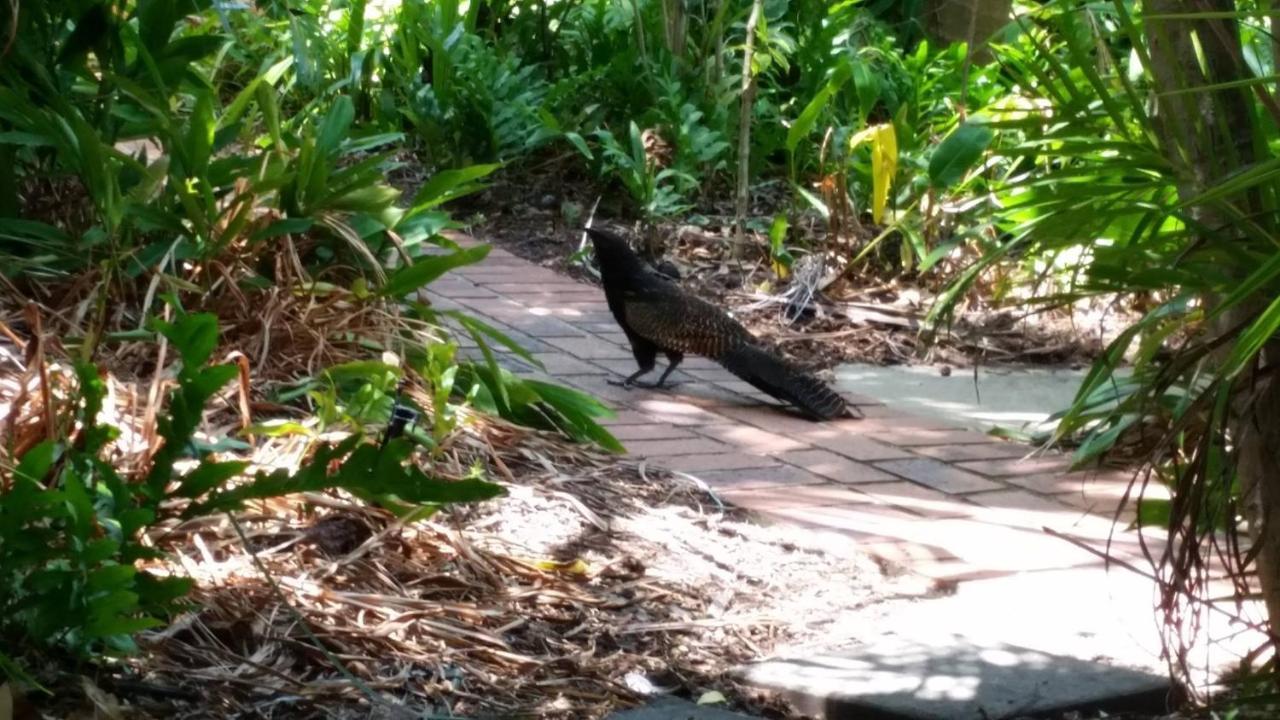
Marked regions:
[534,558,590,575]
[870,123,898,224]
[772,260,790,279]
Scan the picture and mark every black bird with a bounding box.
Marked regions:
[586,227,850,421]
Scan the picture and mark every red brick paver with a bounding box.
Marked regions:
[432,237,1157,586]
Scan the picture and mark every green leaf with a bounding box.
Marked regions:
[564,132,593,160]
[137,0,180,53]
[326,184,401,213]
[928,122,993,190]
[317,96,356,156]
[251,217,315,241]
[155,313,221,368]
[525,380,623,453]
[787,60,851,153]
[408,164,501,214]
[1219,292,1280,380]
[176,461,250,499]
[14,441,58,484]
[1135,497,1172,528]
[446,310,543,369]
[183,92,216,176]
[380,245,491,297]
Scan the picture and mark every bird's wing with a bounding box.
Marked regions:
[622,288,752,359]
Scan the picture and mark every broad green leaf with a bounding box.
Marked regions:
[564,132,593,160]
[786,60,851,153]
[251,217,315,241]
[154,313,220,368]
[176,461,250,499]
[408,164,500,213]
[928,122,993,190]
[380,245,491,297]
[318,96,356,156]
[183,92,215,176]
[446,310,543,369]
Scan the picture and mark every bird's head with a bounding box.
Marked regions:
[584,227,643,272]
[584,226,628,254]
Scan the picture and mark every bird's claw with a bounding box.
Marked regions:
[606,378,637,389]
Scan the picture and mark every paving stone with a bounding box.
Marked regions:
[671,355,721,370]
[852,481,975,519]
[543,335,637,359]
[806,434,916,462]
[697,425,809,454]
[578,321,630,333]
[596,331,633,345]
[874,458,1003,494]
[608,424,700,441]
[867,427,999,447]
[547,299,615,314]
[957,455,1075,477]
[460,267,563,283]
[671,459,803,482]
[668,383,765,411]
[767,504,929,543]
[682,367,739,382]
[599,410,661,426]
[482,282,595,294]
[779,449,896,484]
[720,483,873,510]
[424,281,497,298]
[708,406,913,461]
[557,310,620,325]
[561,375,644,403]
[741,633,1171,720]
[910,443,1033,462]
[499,315,590,338]
[528,352,607,376]
[624,437,732,457]
[589,358,673,376]
[710,380,775,401]
[966,488,1079,513]
[632,398,733,426]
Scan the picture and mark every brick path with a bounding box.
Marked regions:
[429,239,1165,585]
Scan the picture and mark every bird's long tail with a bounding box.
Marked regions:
[718,343,848,421]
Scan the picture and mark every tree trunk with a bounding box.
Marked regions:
[661,0,686,59]
[923,0,1011,61]
[732,0,763,252]
[1145,0,1280,661]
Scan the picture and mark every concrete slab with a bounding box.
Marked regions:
[606,696,762,719]
[741,632,1172,720]
[833,364,1131,435]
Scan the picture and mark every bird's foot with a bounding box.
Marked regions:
[606,378,638,389]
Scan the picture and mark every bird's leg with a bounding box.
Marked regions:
[650,352,685,389]
[610,341,658,389]
[607,367,653,388]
